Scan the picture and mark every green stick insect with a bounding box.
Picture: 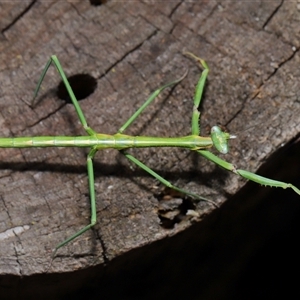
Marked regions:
[2,53,300,257]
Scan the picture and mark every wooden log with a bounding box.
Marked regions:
[0,1,299,298]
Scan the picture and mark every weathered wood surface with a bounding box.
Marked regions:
[0,0,300,297]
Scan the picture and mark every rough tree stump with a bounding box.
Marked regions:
[0,1,300,299]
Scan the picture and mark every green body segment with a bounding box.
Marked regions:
[0,134,213,150]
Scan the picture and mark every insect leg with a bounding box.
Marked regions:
[122,151,217,207]
[117,71,188,134]
[184,52,209,136]
[52,147,98,257]
[197,150,300,196]
[33,55,96,136]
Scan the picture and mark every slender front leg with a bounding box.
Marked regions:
[122,151,217,207]
[33,55,96,136]
[52,147,98,257]
[118,71,188,134]
[197,150,300,195]
[184,52,209,136]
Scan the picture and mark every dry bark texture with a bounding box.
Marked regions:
[0,0,300,298]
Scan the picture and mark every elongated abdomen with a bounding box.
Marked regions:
[0,134,213,150]
[0,136,102,148]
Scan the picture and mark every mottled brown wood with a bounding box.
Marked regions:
[0,1,299,296]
